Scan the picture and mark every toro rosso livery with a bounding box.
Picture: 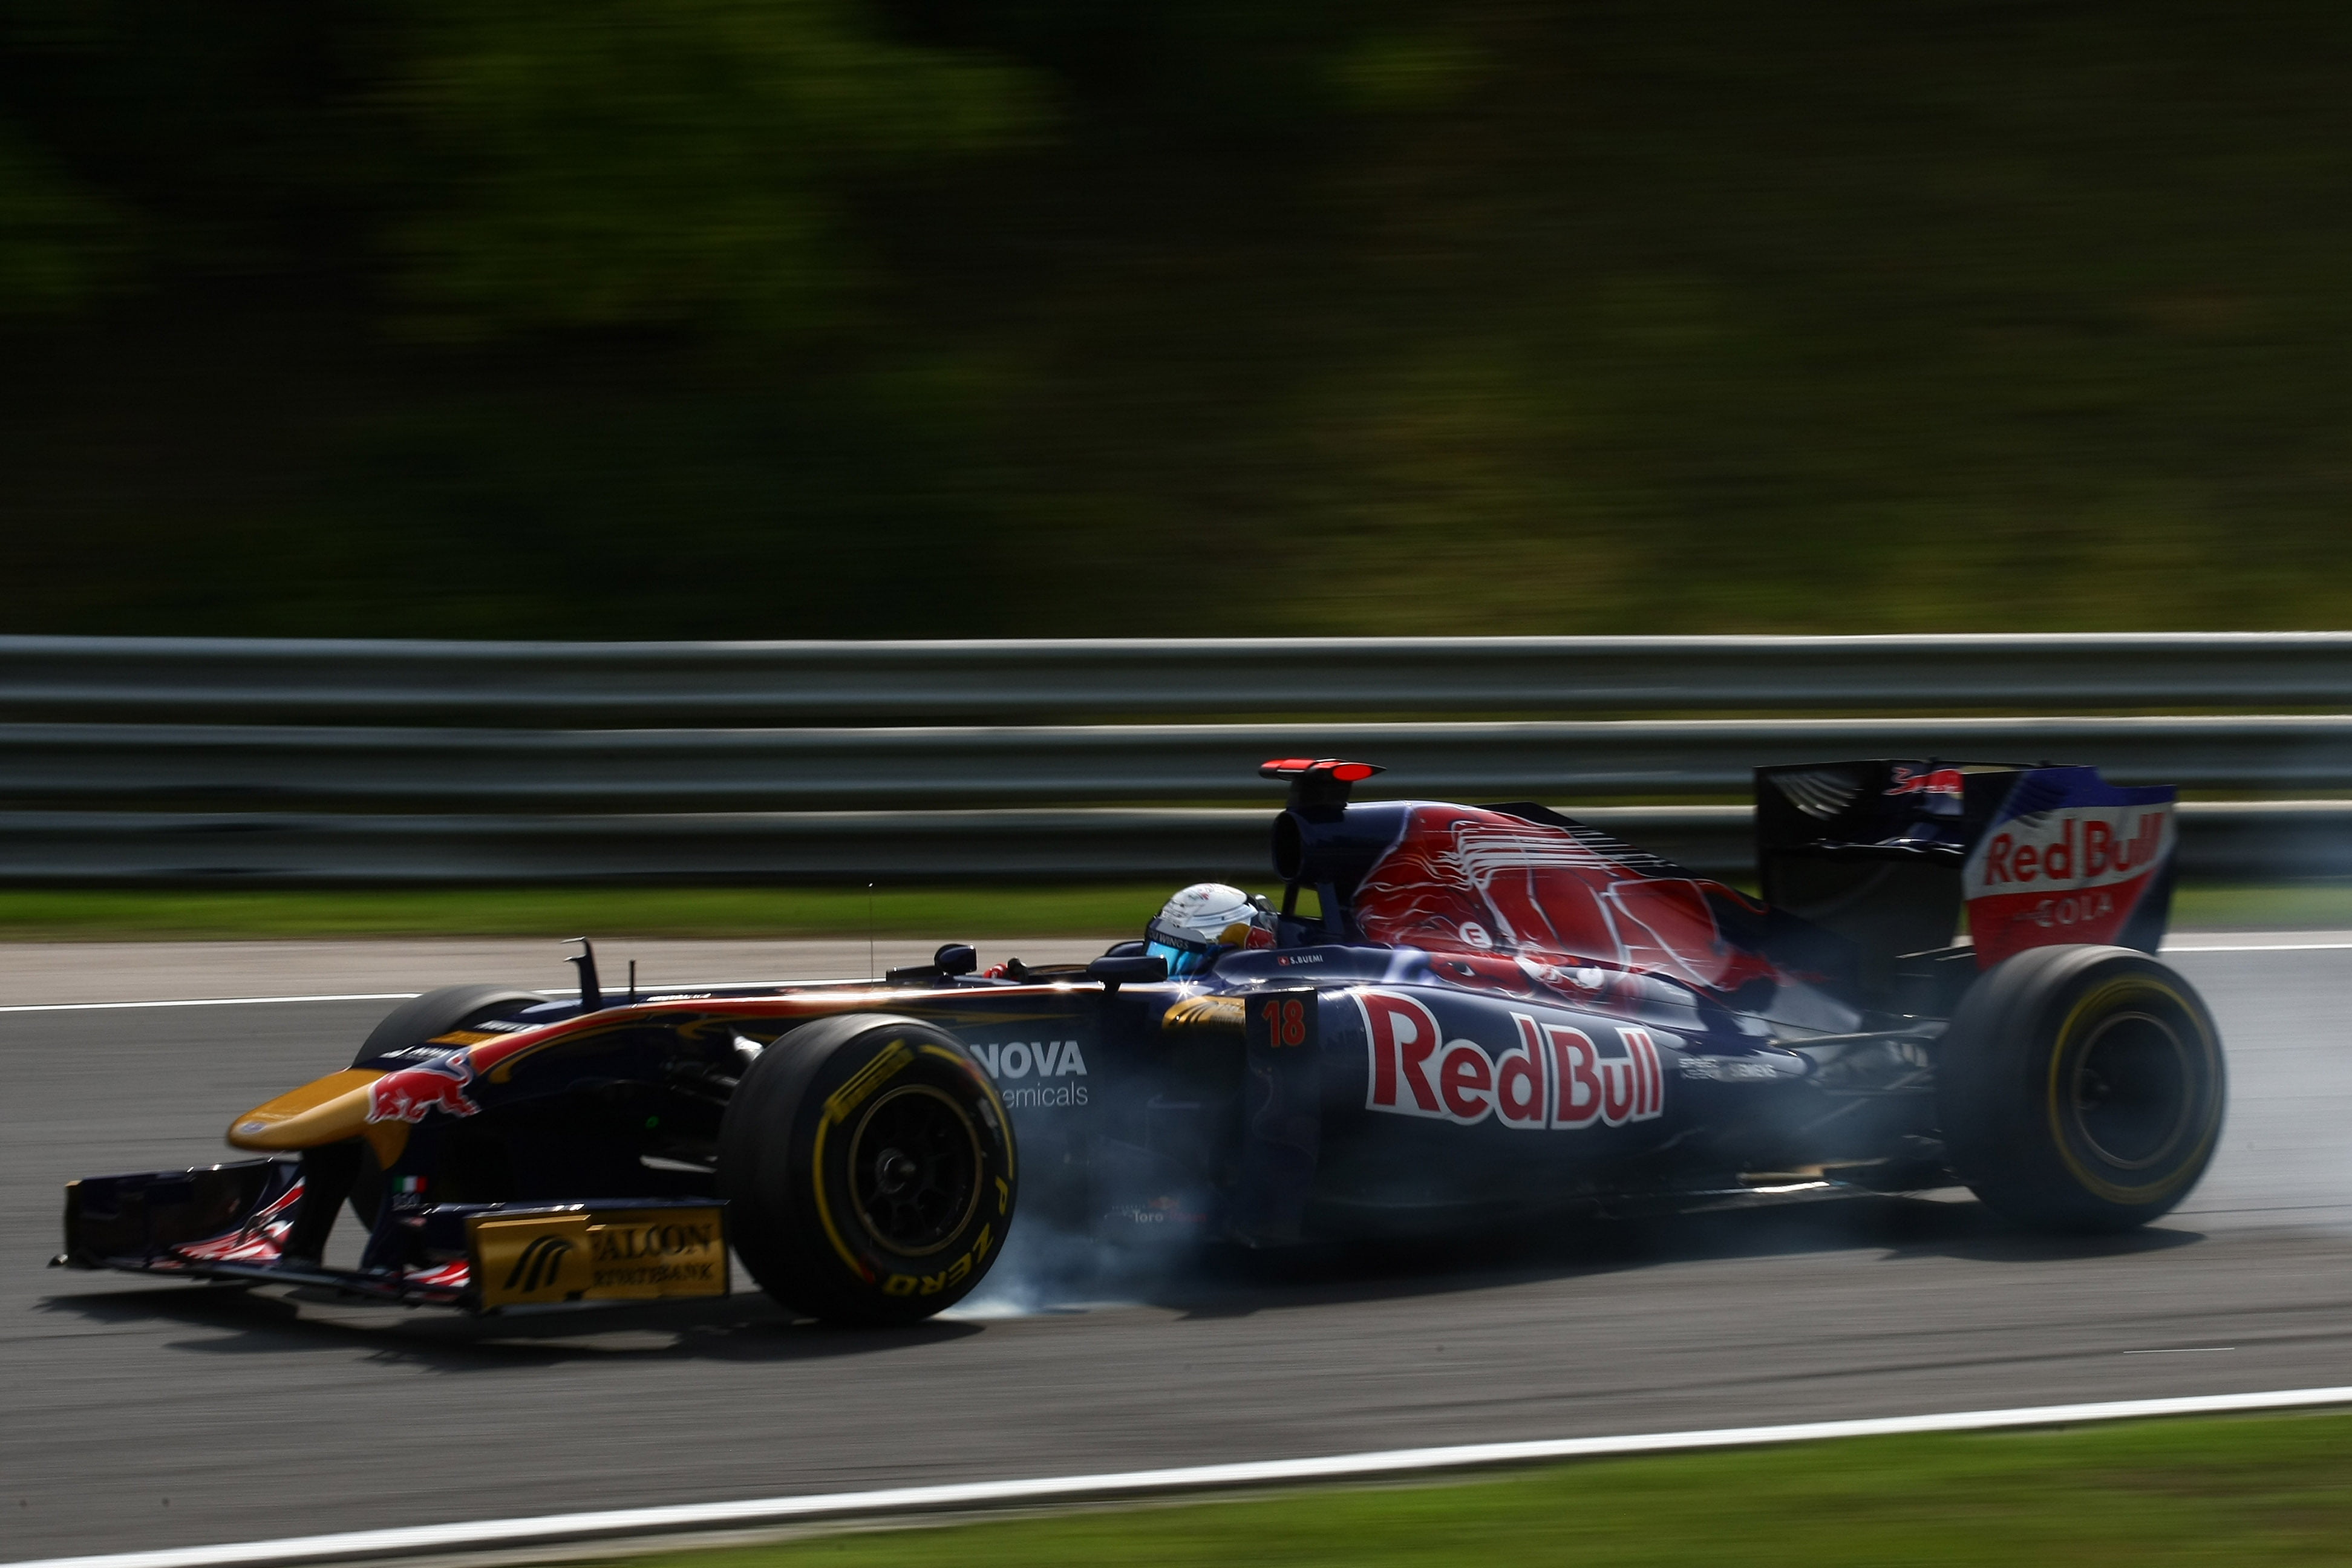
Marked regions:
[56,757,2225,1324]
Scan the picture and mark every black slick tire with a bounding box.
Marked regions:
[719,1014,1016,1325]
[1936,944,2225,1233]
[353,985,544,1069]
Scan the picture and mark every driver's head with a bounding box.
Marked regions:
[1145,883,1276,976]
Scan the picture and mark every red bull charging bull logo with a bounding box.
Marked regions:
[1348,806,1782,998]
[1885,764,1965,799]
[367,1053,482,1123]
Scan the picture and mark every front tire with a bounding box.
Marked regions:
[719,1014,1016,1325]
[347,985,544,1228]
[353,984,545,1069]
[1938,945,2225,1232]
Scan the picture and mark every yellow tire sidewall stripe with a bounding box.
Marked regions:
[2043,975,2220,1206]
[807,1037,1012,1289]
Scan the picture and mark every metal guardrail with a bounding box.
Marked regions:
[10,632,2352,724]
[13,710,2352,808]
[5,633,2352,884]
[3,803,2347,883]
[9,715,2352,811]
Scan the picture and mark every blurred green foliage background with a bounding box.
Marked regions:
[5,2,2351,638]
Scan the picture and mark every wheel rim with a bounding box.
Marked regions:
[2068,1008,2196,1171]
[847,1083,982,1256]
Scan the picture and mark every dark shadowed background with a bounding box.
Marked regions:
[5,2,2350,638]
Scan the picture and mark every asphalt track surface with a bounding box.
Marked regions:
[8,938,2352,1561]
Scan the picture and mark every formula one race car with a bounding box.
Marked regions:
[56,757,2224,1324]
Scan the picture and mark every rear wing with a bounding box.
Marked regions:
[1756,760,2177,980]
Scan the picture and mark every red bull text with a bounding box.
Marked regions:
[1357,989,1665,1129]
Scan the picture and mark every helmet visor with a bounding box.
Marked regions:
[1144,910,1274,976]
[1145,937,1217,976]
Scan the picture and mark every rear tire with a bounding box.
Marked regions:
[1938,945,2225,1232]
[719,1014,1016,1325]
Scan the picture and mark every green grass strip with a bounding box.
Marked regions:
[598,1410,2352,1568]
[0,881,2335,941]
[2171,881,2352,930]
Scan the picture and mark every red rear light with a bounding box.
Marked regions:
[1261,757,1385,784]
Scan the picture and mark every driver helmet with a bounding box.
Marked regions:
[1145,883,1277,976]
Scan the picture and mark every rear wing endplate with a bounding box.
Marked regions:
[1756,760,2176,981]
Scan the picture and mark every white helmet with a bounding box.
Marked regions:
[1145,883,1276,976]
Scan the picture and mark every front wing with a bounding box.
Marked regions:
[56,1160,729,1312]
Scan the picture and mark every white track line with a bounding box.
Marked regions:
[2166,941,2352,953]
[13,1385,2352,1568]
[0,933,2345,1014]
[0,981,876,1015]
[0,992,423,1014]
[1,935,2344,1014]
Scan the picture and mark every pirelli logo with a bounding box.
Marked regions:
[471,1205,729,1310]
[881,1221,994,1299]
[825,1040,912,1125]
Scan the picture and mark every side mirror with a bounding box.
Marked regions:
[884,941,981,986]
[1085,954,1168,994]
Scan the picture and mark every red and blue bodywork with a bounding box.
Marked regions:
[56,755,2187,1313]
